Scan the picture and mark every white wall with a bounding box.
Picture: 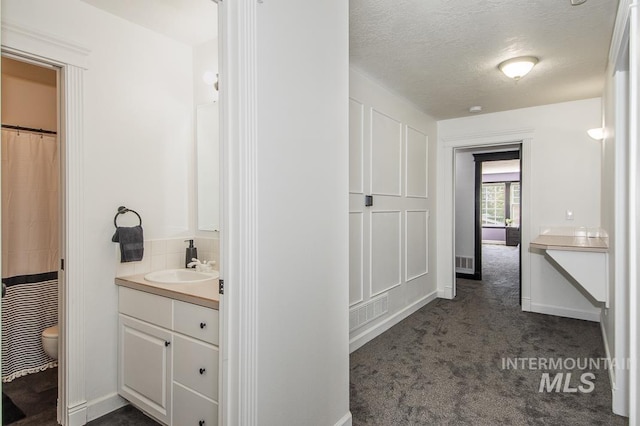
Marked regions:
[348,68,438,351]
[2,0,195,418]
[249,1,350,424]
[439,98,603,321]
[455,151,475,269]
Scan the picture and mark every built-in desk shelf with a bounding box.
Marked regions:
[530,234,609,307]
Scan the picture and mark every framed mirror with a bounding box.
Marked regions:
[196,102,220,231]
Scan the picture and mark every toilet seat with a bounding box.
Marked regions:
[42,324,59,359]
[42,325,58,338]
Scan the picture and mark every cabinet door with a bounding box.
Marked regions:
[118,315,172,425]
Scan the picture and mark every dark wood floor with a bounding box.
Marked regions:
[2,368,160,425]
[87,405,161,426]
[3,367,57,425]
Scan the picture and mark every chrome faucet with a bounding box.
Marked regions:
[186,258,216,272]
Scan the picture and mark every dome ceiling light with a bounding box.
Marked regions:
[498,56,539,80]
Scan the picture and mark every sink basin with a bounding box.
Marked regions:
[144,269,219,284]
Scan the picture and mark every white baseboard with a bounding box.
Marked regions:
[334,411,352,426]
[600,319,617,394]
[530,302,601,322]
[438,286,453,299]
[66,403,87,426]
[349,290,438,353]
[86,392,128,422]
[600,315,629,417]
[521,297,532,312]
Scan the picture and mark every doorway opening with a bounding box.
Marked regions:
[1,55,61,424]
[454,145,522,303]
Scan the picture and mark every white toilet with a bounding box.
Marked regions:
[41,324,58,360]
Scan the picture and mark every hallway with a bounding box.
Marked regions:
[350,245,626,425]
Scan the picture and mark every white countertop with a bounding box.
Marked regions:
[530,234,609,253]
[115,273,219,310]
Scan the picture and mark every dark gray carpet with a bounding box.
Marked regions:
[350,244,628,425]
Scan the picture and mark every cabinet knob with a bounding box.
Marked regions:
[199,421,205,426]
[165,341,171,347]
[200,322,206,329]
[199,368,206,375]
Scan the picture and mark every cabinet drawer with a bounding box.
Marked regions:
[174,300,218,344]
[173,335,218,400]
[173,383,217,426]
[119,287,172,329]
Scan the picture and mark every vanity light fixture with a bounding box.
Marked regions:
[202,70,218,90]
[202,70,219,99]
[498,56,539,80]
[202,70,216,85]
[587,127,605,141]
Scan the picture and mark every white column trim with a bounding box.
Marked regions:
[61,64,87,426]
[220,0,259,424]
[1,21,88,426]
[628,3,640,424]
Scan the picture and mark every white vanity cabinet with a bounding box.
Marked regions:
[119,315,173,424]
[118,286,219,426]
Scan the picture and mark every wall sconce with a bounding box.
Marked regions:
[202,70,219,91]
[498,56,539,80]
[587,128,605,140]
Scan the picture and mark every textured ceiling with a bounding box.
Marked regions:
[350,0,618,120]
[81,0,217,46]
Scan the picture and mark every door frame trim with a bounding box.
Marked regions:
[437,129,532,309]
[472,150,521,281]
[1,20,89,425]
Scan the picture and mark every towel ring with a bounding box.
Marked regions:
[113,206,142,228]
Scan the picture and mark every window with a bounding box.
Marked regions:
[510,183,520,227]
[481,182,520,227]
[481,183,505,226]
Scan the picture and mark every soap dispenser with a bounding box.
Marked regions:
[184,239,198,268]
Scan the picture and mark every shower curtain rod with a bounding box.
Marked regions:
[2,124,57,135]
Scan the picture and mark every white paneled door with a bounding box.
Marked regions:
[348,99,429,323]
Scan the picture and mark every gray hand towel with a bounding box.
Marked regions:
[112,225,144,262]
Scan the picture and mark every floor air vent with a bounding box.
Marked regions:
[349,294,388,332]
[455,256,474,274]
